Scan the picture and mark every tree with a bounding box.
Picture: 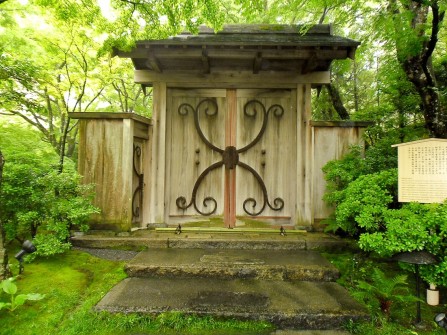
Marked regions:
[0,150,8,279]
[0,1,105,170]
[2,0,447,165]
[388,0,446,138]
[0,1,154,170]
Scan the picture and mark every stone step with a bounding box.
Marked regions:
[71,231,355,252]
[125,248,340,281]
[95,277,368,330]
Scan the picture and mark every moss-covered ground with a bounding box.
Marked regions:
[0,248,446,335]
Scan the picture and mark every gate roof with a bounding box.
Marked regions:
[116,24,359,75]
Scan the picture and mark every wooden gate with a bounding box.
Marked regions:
[166,89,296,227]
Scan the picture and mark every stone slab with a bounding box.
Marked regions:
[71,231,355,252]
[125,249,339,281]
[95,277,368,329]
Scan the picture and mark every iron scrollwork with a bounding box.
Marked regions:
[132,144,144,220]
[176,98,285,216]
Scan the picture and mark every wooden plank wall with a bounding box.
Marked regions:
[311,122,367,227]
[78,119,130,230]
[76,115,151,231]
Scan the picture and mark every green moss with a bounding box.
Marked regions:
[0,250,273,335]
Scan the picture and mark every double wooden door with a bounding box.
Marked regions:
[166,89,297,227]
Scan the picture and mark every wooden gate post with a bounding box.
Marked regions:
[70,113,152,232]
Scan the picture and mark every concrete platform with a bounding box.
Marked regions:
[95,277,368,329]
[125,249,340,281]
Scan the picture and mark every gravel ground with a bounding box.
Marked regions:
[73,247,139,261]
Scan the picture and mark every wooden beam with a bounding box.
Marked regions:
[202,49,210,74]
[118,48,349,61]
[134,70,331,87]
[301,52,319,74]
[310,120,374,128]
[253,52,262,74]
[146,54,162,73]
[69,112,152,125]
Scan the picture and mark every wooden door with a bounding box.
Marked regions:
[166,89,296,227]
[235,90,296,224]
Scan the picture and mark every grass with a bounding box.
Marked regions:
[0,250,272,335]
[1,248,446,335]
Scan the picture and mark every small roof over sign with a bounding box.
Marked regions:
[116,24,360,75]
[392,138,447,148]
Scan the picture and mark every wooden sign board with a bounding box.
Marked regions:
[392,139,447,203]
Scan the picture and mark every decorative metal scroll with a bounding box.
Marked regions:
[176,98,284,216]
[132,143,144,220]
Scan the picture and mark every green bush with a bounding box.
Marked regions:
[0,122,99,257]
[323,142,398,209]
[359,202,447,286]
[323,145,368,208]
[323,146,447,287]
[334,169,398,235]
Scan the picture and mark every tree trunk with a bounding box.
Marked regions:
[325,84,350,120]
[403,59,447,138]
[58,117,71,173]
[0,151,9,279]
[393,0,447,138]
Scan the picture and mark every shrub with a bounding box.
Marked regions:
[359,202,447,286]
[334,169,398,235]
[323,145,447,287]
[0,122,99,257]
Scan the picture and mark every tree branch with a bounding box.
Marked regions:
[423,1,445,64]
[324,84,350,120]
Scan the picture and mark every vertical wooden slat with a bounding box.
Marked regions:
[225,89,237,228]
[295,84,313,228]
[150,82,167,223]
[304,83,313,227]
[122,119,134,223]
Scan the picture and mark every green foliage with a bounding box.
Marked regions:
[0,277,45,312]
[359,202,447,286]
[323,146,447,286]
[351,268,415,320]
[0,121,99,257]
[322,138,447,287]
[323,145,368,203]
[324,252,443,334]
[334,169,397,234]
[323,143,398,209]
[322,143,398,235]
